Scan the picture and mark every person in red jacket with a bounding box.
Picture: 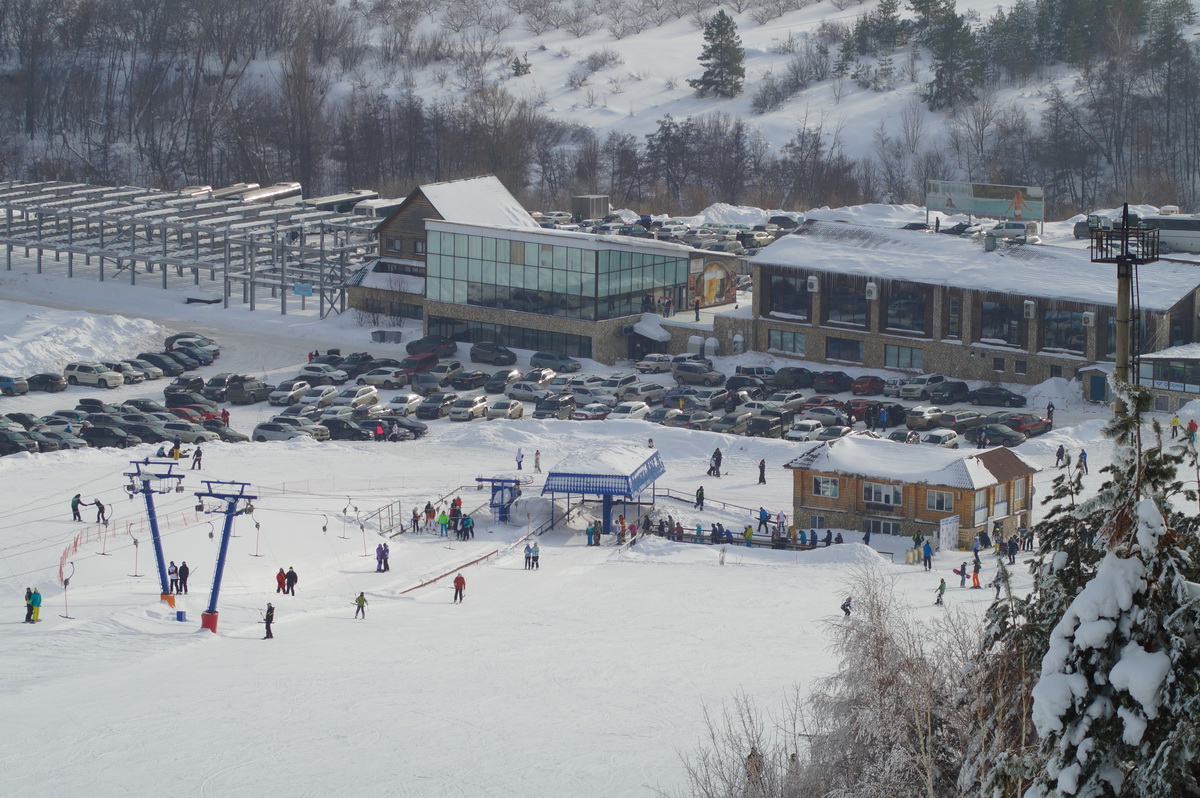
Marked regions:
[275,568,287,594]
[452,573,466,604]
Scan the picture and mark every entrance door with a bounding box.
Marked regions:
[1088,375,1107,402]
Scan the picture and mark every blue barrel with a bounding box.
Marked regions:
[176,610,187,622]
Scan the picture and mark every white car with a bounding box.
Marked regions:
[507,382,552,402]
[272,416,331,441]
[269,379,310,405]
[124,359,163,380]
[801,406,848,427]
[319,406,356,422]
[572,387,618,407]
[171,337,220,357]
[922,429,961,449]
[298,363,349,384]
[566,375,605,390]
[252,422,311,442]
[623,382,667,405]
[597,372,639,399]
[609,401,650,420]
[358,368,409,389]
[448,395,488,421]
[740,400,782,414]
[386,393,423,416]
[161,421,219,443]
[635,354,674,374]
[488,399,524,420]
[299,386,339,407]
[331,386,380,408]
[784,420,824,441]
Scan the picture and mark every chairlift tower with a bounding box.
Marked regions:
[124,459,186,603]
[193,480,257,633]
[1089,203,1159,418]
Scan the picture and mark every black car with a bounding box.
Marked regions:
[725,375,768,395]
[470,342,517,365]
[79,426,142,448]
[930,381,970,404]
[20,430,61,452]
[360,358,404,374]
[972,423,1027,447]
[374,414,428,439]
[900,221,930,231]
[122,398,170,414]
[415,392,459,419]
[0,430,39,454]
[5,412,45,430]
[772,367,813,389]
[121,422,171,444]
[175,345,214,366]
[27,373,67,392]
[338,352,376,377]
[406,335,458,358]
[451,370,489,391]
[163,350,200,370]
[202,420,250,443]
[75,399,122,414]
[411,373,443,397]
[811,371,854,393]
[310,354,345,368]
[85,413,126,428]
[137,352,185,377]
[966,386,1027,408]
[226,376,274,405]
[322,418,376,441]
[165,391,217,411]
[202,373,236,401]
[165,376,205,396]
[485,368,522,393]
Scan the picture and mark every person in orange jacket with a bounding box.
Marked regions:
[453,573,466,604]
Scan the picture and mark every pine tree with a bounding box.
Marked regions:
[921,0,982,110]
[688,10,745,98]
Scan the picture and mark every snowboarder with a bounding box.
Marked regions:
[515,447,524,470]
[275,568,287,593]
[534,450,541,473]
[935,578,946,606]
[168,561,179,594]
[758,459,766,484]
[840,596,853,616]
[453,573,466,603]
[1046,401,1055,422]
[354,592,367,619]
[178,561,190,594]
[1079,448,1089,474]
[284,567,298,596]
[24,588,33,623]
[524,543,533,570]
[959,561,968,588]
[191,446,202,470]
[971,561,982,589]
[922,540,933,571]
[263,603,274,638]
[71,493,83,522]
[530,542,540,569]
[1055,444,1066,468]
[94,499,107,524]
[695,485,705,511]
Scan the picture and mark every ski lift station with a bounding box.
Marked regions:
[541,446,666,535]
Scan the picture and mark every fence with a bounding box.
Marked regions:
[56,508,206,586]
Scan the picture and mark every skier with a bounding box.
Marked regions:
[1055,444,1066,468]
[191,446,202,470]
[530,542,540,569]
[922,540,933,571]
[524,543,533,570]
[94,499,107,524]
[437,510,449,537]
[285,567,298,596]
[971,561,982,589]
[935,578,946,606]
[263,603,274,639]
[534,450,541,473]
[71,493,83,522]
[354,592,367,619]
[758,459,766,484]
[516,447,524,471]
[453,573,466,603]
[275,568,287,594]
[178,561,190,594]
[840,596,853,616]
[24,587,33,623]
[695,485,705,511]
[168,561,179,594]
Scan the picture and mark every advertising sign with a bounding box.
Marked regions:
[926,180,1044,222]
[939,515,961,552]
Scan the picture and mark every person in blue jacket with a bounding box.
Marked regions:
[524,543,533,569]
[757,507,770,533]
[922,540,934,571]
[30,588,42,622]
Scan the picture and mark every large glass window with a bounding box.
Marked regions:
[885,344,924,371]
[826,337,863,363]
[973,490,989,527]
[427,316,593,358]
[994,483,1008,517]
[980,300,1022,346]
[947,293,961,338]
[768,276,810,320]
[863,518,902,536]
[826,283,867,326]
[1042,310,1085,353]
[863,482,902,506]
[812,476,839,498]
[926,490,954,511]
[768,330,807,356]
[885,288,928,333]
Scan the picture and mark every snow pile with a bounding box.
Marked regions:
[1025,377,1080,411]
[804,203,928,227]
[0,301,167,374]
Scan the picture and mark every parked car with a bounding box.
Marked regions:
[226,376,274,405]
[252,422,311,442]
[384,393,423,417]
[3,375,37,394]
[451,370,489,391]
[469,342,517,365]
[673,363,726,386]
[772,367,813,389]
[882,377,908,397]
[120,399,168,414]
[905,406,946,430]
[202,420,250,443]
[429,360,465,386]
[358,368,409,389]
[136,352,185,377]
[634,354,674,374]
[410,373,444,397]
[406,335,458,358]
[566,375,605,390]
[79,426,141,448]
[331,386,380,408]
[449,395,489,421]
[174,345,214,366]
[845,398,883,423]
[64,362,124,389]
[168,334,220,356]
[162,350,200,370]
[711,410,754,434]
[530,352,581,373]
[990,220,1039,240]
[800,406,848,427]
[971,423,1027,447]
[164,391,216,412]
[298,363,349,385]
[690,388,731,411]
[572,387,618,408]
[488,399,525,420]
[930,381,970,404]
[745,411,793,438]
[623,382,667,405]
[507,382,552,403]
[922,429,960,448]
[299,386,340,408]
[899,374,947,400]
[986,412,1052,437]
[168,407,206,424]
[645,407,682,425]
[415,393,459,419]
[850,375,886,396]
[0,429,40,453]
[374,415,428,439]
[597,373,640,399]
[164,375,205,397]
[119,422,170,444]
[811,371,854,393]
[97,362,144,385]
[725,375,768,396]
[272,416,330,441]
[41,430,88,449]
[485,368,523,394]
[161,421,219,443]
[765,390,807,411]
[664,409,715,430]
[735,365,776,381]
[124,359,163,380]
[672,353,714,369]
[571,403,612,421]
[609,401,651,420]
[202,373,237,401]
[520,368,556,387]
[269,379,310,405]
[966,386,1028,407]
[322,418,377,441]
[76,399,121,414]
[533,394,577,420]
[939,410,989,432]
[278,403,324,420]
[784,419,825,441]
[816,425,853,441]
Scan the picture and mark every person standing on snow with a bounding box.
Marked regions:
[437,510,449,537]
[275,568,287,594]
[1079,448,1089,474]
[534,450,541,473]
[285,567,298,596]
[713,448,722,475]
[94,499,107,524]
[1046,401,1055,423]
[453,573,466,604]
[757,507,770,533]
[524,543,533,570]
[178,561,190,594]
[971,561,982,589]
[24,588,34,623]
[840,596,853,616]
[168,561,179,594]
[30,588,42,622]
[935,578,946,606]
[382,543,390,571]
[375,543,385,572]
[71,494,83,522]
[530,542,540,569]
[515,448,524,471]
[922,540,933,571]
[191,446,203,470]
[758,459,766,484]
[1171,414,1180,439]
[959,561,968,588]
[695,485,705,511]
[1055,444,1066,468]
[263,603,274,638]
[354,592,367,619]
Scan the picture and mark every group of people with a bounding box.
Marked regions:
[1170,414,1200,442]
[706,448,723,478]
[274,567,299,595]
[70,494,108,524]
[374,543,391,572]
[522,542,541,569]
[23,588,42,623]
[1053,445,1089,473]
[514,448,540,472]
[167,561,191,594]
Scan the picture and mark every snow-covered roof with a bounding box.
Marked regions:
[418,176,539,229]
[784,435,1039,490]
[543,446,666,496]
[1140,342,1200,361]
[752,221,1200,311]
[632,313,671,342]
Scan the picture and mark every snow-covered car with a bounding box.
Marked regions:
[922,429,960,448]
[635,354,674,373]
[815,425,853,441]
[269,379,310,405]
[571,403,612,420]
[252,422,312,442]
[448,395,488,421]
[298,363,349,385]
[645,407,682,424]
[784,419,825,441]
[331,386,380,408]
[385,393,423,416]
[572,387,618,407]
[160,421,219,443]
[299,386,340,408]
[608,401,650,420]
[488,399,524,420]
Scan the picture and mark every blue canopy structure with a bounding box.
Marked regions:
[541,447,666,535]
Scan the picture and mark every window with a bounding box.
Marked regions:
[1049,365,1063,379]
[826,337,863,363]
[1155,394,1171,412]
[812,476,839,498]
[768,275,811,320]
[385,236,402,253]
[863,518,902,536]
[994,483,1008,516]
[768,329,807,356]
[885,344,924,371]
[947,293,961,338]
[926,490,954,511]
[826,283,868,326]
[980,300,1022,346]
[863,482,902,506]
[1042,309,1085,353]
[413,238,426,255]
[1015,359,1027,375]
[1013,479,1026,506]
[993,357,1005,372]
[885,287,928,333]
[973,490,989,527]
[809,515,826,529]
[427,316,592,358]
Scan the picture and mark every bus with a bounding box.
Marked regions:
[1140,207,1200,254]
[302,189,378,214]
[352,197,405,218]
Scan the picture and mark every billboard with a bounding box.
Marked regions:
[926,180,1044,222]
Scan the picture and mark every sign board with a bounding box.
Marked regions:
[292,282,313,297]
[926,180,1044,222]
[939,515,961,552]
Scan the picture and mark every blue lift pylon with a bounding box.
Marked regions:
[124,459,186,605]
[193,480,257,634]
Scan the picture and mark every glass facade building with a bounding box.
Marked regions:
[425,228,690,323]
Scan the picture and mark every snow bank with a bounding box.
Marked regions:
[1025,377,1080,411]
[0,301,167,374]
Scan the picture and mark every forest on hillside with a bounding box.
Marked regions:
[0,0,1197,215]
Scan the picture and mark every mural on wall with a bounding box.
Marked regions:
[688,259,737,306]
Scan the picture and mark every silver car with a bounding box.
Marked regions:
[488,399,525,420]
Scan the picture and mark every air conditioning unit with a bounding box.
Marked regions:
[807,275,820,293]
[865,281,879,301]
[1082,311,1095,327]
[1023,300,1036,319]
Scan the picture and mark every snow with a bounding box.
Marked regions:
[751,221,1199,310]
[1109,642,1171,721]
[418,175,540,229]
[357,269,426,294]
[0,301,168,374]
[545,442,655,476]
[632,313,672,342]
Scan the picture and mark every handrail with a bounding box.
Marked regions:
[657,486,774,516]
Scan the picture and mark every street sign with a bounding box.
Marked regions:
[293,282,313,297]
